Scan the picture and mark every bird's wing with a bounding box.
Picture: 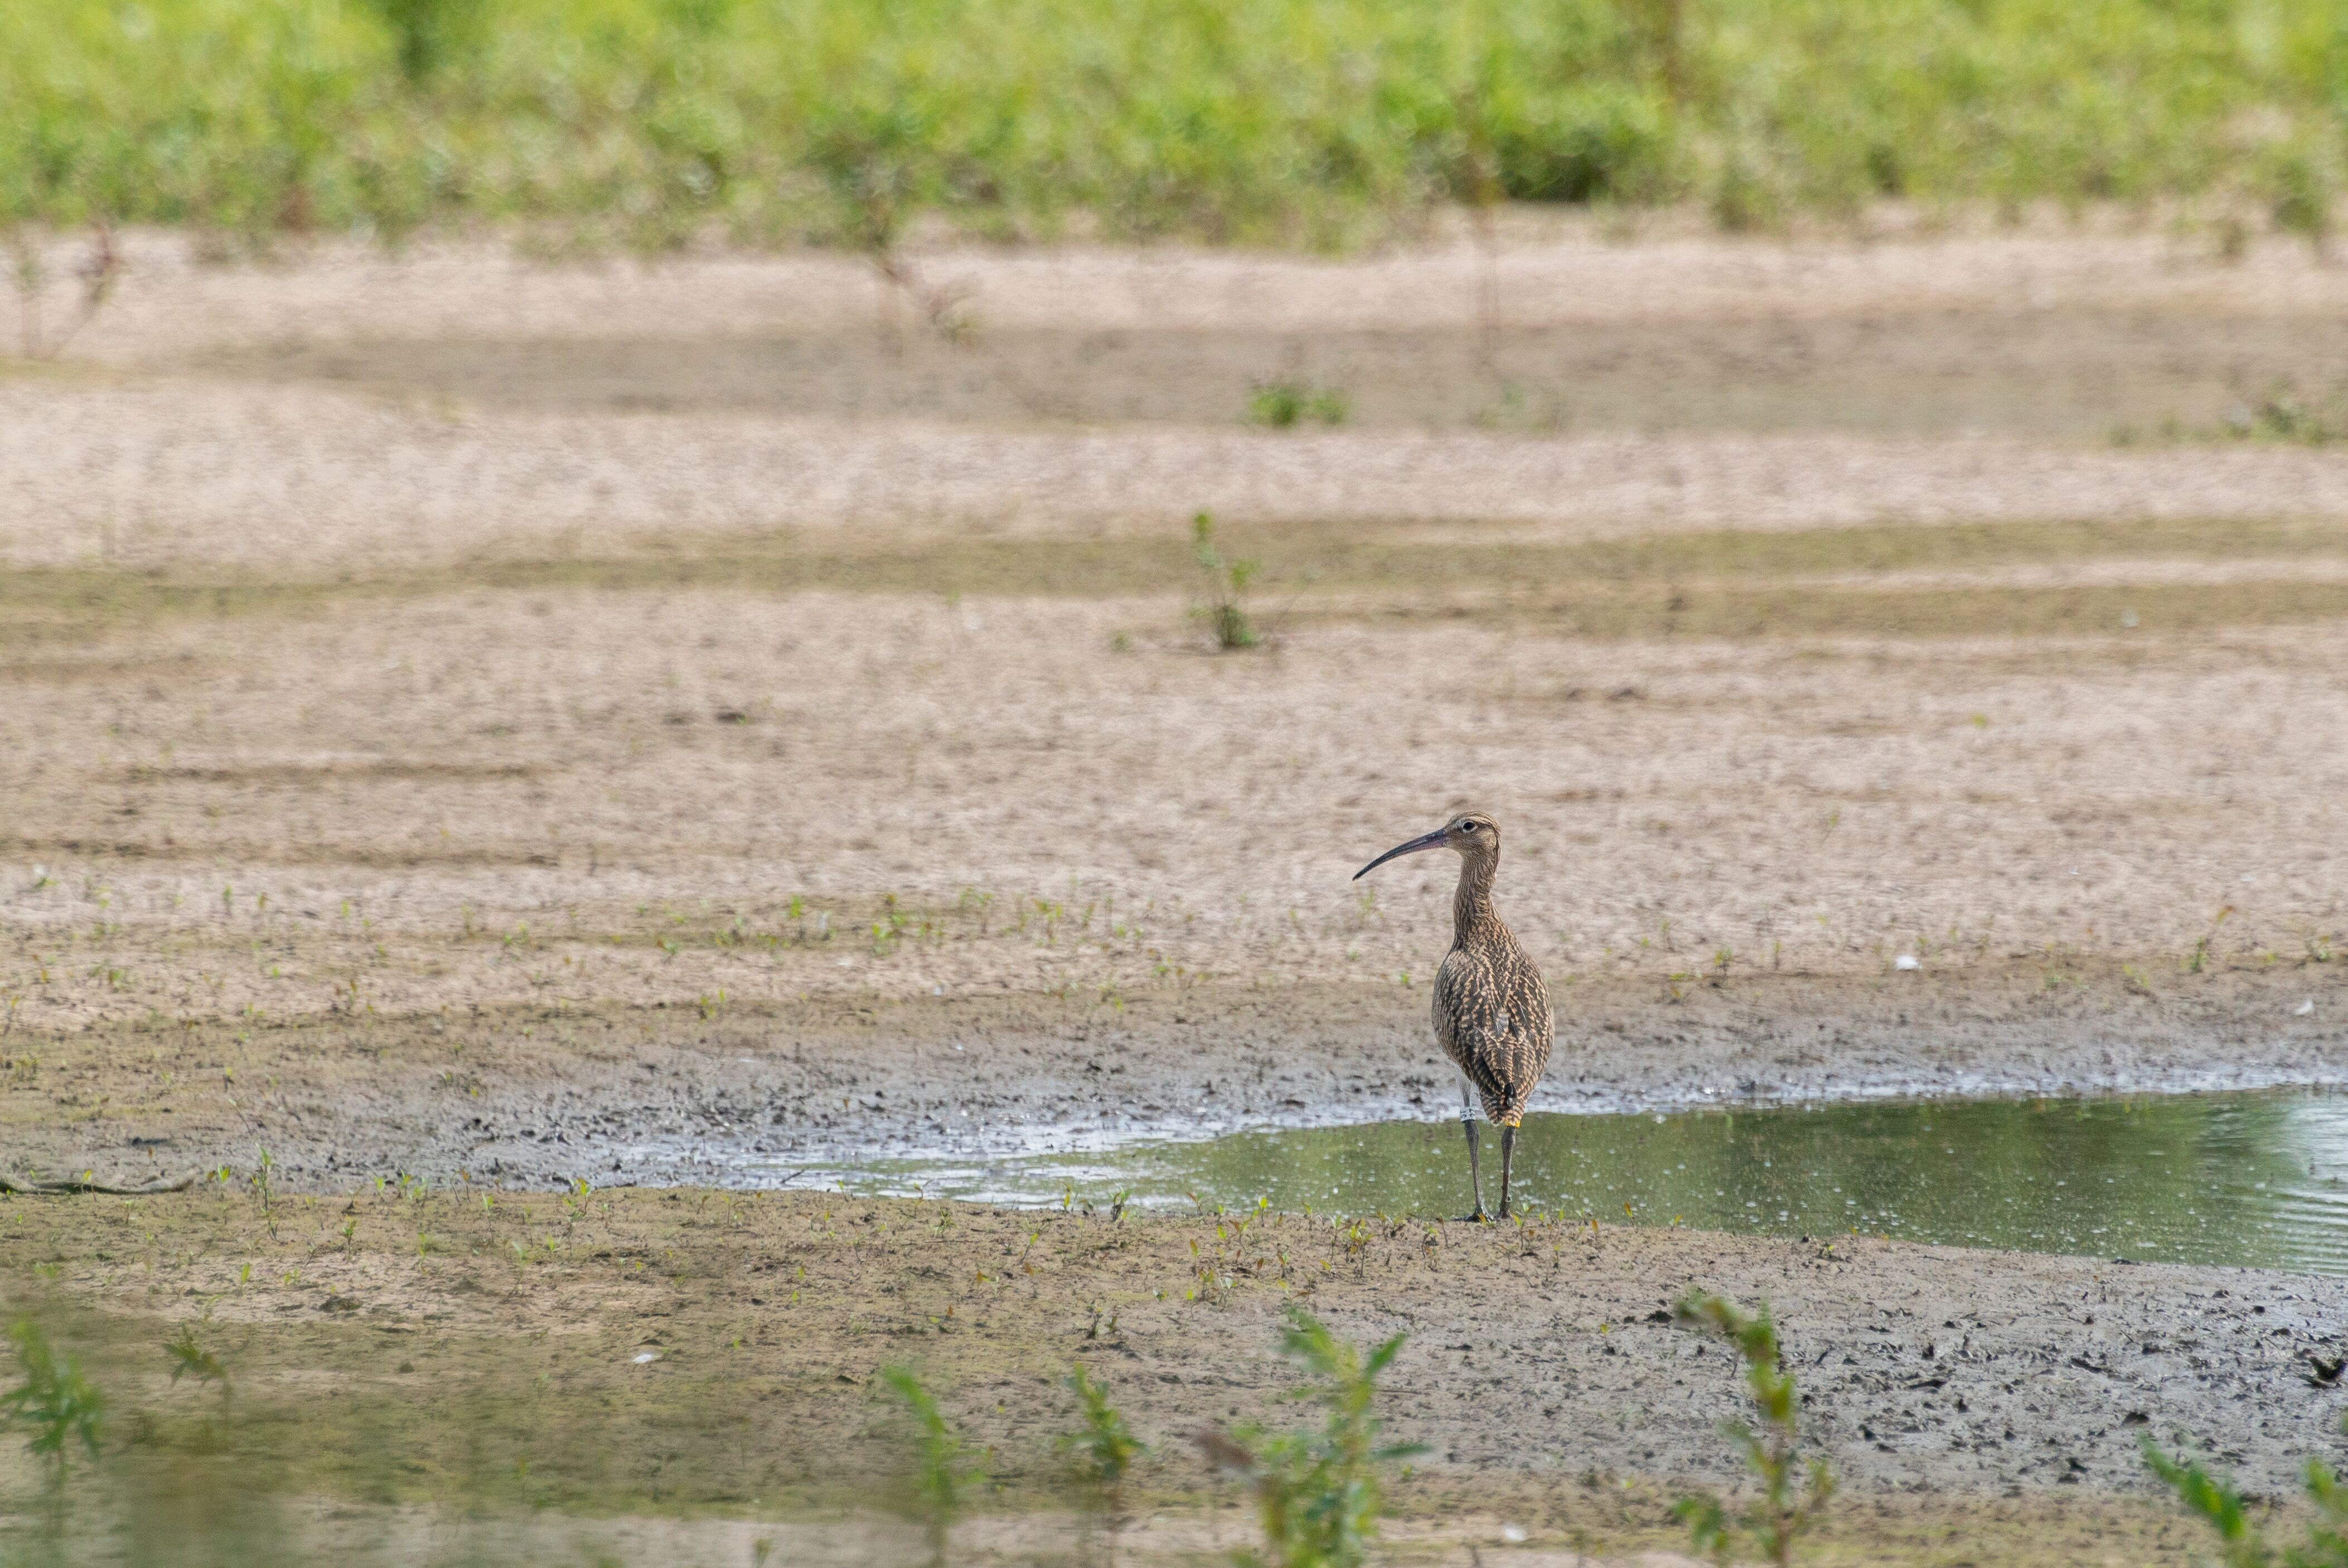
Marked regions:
[1431,952,1519,1101]
[1431,951,1465,1057]
[1505,960,1554,1089]
[1455,956,1552,1123]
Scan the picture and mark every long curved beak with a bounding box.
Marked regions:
[1353,827,1449,880]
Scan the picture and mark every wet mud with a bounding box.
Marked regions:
[6,967,2341,1195]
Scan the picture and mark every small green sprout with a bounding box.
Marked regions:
[1191,512,1260,650]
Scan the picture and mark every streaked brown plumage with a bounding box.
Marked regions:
[1354,811,1551,1220]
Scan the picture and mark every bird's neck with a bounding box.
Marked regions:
[1450,848,1505,949]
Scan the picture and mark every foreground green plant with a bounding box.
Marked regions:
[3,1317,104,1480]
[1672,1289,1833,1567]
[1194,1307,1422,1568]
[1061,1365,1145,1565]
[880,1365,981,1568]
[2144,1416,2348,1567]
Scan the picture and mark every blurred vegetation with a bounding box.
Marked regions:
[1671,1292,1832,1567]
[2144,1416,2348,1567]
[880,1365,980,1568]
[1193,1308,1421,1568]
[3,1317,105,1482]
[4,0,2348,250]
[0,1268,1410,1568]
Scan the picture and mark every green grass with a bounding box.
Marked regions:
[1249,381,1350,429]
[4,0,2348,248]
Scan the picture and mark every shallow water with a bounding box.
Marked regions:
[784,1088,2348,1275]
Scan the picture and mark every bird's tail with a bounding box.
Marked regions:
[1480,1086,1528,1127]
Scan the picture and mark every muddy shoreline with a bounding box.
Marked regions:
[4,966,2338,1194]
[1,1182,2342,1565]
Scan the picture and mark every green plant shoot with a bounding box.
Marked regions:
[165,1324,229,1394]
[1192,512,1261,650]
[1194,1306,1422,1568]
[1062,1365,1146,1565]
[881,1365,980,1568]
[3,1318,104,1477]
[1671,1289,1833,1567]
[1062,1364,1144,1491]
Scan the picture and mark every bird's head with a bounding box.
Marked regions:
[1352,812,1498,880]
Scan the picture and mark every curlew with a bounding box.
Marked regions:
[1354,811,1551,1220]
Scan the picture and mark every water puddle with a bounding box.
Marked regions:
[773,1088,2348,1275]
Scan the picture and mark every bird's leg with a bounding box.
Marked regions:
[1462,1121,1485,1221]
[1498,1123,1516,1219]
[1459,1075,1487,1222]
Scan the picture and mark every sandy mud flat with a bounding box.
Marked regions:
[4,222,2348,1556]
